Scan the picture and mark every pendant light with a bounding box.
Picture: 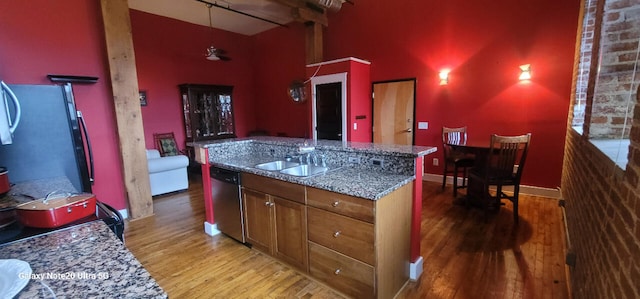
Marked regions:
[205,4,221,61]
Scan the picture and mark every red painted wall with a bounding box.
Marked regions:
[1,0,581,206]
[305,58,371,142]
[348,60,372,142]
[251,24,308,138]
[254,0,580,188]
[0,1,127,210]
[130,10,255,147]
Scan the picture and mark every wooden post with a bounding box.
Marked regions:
[305,22,323,64]
[100,0,154,219]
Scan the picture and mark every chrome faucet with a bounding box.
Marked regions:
[298,138,315,154]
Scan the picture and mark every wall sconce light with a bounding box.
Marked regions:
[439,69,450,85]
[519,64,532,81]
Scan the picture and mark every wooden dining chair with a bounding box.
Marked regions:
[442,126,476,197]
[467,133,531,224]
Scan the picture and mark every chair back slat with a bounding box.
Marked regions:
[442,126,468,160]
[442,126,468,145]
[486,133,531,180]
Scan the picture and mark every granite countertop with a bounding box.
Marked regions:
[193,137,438,200]
[0,221,166,298]
[210,154,415,200]
[192,136,437,157]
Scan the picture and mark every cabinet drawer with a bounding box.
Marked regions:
[307,187,374,223]
[309,242,374,299]
[242,173,306,204]
[308,207,375,265]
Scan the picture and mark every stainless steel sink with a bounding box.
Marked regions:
[255,160,300,171]
[279,164,329,177]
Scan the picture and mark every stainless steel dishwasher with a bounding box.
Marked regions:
[210,166,245,243]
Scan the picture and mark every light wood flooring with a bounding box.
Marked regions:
[124,175,570,299]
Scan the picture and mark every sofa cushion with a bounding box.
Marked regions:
[148,155,189,173]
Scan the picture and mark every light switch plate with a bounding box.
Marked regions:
[418,122,428,130]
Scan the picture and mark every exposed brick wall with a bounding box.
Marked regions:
[563,1,640,297]
[562,128,640,298]
[573,0,599,128]
[588,0,640,138]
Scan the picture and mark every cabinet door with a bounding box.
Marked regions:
[273,196,308,272]
[242,188,273,254]
[179,84,235,143]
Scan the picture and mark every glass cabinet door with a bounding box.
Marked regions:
[180,84,235,143]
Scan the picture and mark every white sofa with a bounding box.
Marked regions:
[146,149,189,196]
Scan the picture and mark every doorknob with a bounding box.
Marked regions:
[405,128,412,133]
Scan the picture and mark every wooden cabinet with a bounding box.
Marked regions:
[241,174,308,272]
[308,206,375,265]
[179,84,235,157]
[273,197,307,270]
[307,184,413,299]
[307,187,374,223]
[309,242,375,298]
[241,172,413,298]
[242,188,273,253]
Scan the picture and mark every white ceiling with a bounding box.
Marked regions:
[128,0,294,36]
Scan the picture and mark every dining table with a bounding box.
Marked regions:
[446,138,492,206]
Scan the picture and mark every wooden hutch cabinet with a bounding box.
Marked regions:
[179,84,236,158]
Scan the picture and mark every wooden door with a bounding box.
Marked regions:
[315,82,343,140]
[273,196,308,271]
[242,188,273,254]
[372,79,416,145]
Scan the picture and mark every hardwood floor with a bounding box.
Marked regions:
[124,175,569,299]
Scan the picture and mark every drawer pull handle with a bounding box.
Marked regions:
[333,231,341,238]
[332,201,340,207]
[334,269,341,275]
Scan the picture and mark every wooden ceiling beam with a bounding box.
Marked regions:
[292,7,328,26]
[269,0,328,26]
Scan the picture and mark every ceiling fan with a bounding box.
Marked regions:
[204,4,230,61]
[206,46,230,61]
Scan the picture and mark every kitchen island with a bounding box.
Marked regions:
[191,137,437,298]
[193,137,435,199]
[0,221,166,298]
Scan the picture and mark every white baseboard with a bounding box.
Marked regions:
[422,173,560,198]
[118,209,128,219]
[204,222,221,236]
[409,256,424,280]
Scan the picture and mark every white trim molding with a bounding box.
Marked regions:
[422,173,561,198]
[409,256,424,280]
[204,222,221,236]
[311,72,348,142]
[306,56,371,67]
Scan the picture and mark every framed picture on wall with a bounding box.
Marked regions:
[139,90,148,106]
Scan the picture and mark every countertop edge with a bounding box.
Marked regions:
[189,137,438,157]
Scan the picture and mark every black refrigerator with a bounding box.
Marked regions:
[0,83,93,193]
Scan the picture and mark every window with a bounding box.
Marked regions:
[572,0,640,169]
